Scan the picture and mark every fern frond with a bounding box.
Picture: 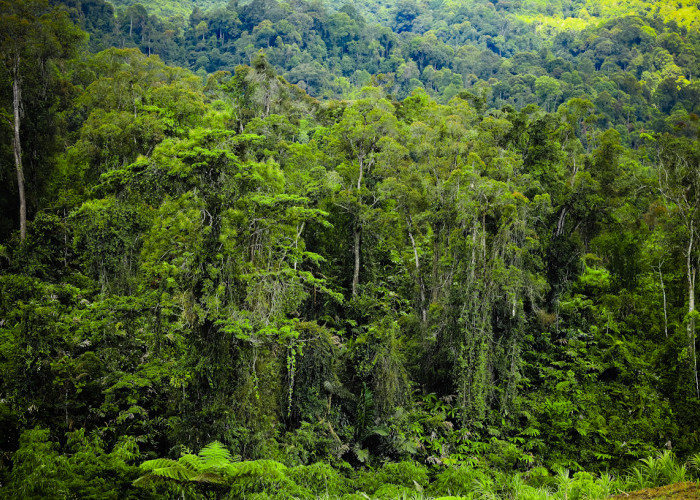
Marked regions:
[132,475,157,487]
[220,463,243,478]
[139,458,181,472]
[231,459,287,479]
[192,472,228,484]
[134,464,199,485]
[134,442,286,493]
[198,441,234,469]
[179,453,206,472]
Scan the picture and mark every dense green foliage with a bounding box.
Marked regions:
[1,0,699,497]
[55,0,700,127]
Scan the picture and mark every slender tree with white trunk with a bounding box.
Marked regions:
[0,0,83,241]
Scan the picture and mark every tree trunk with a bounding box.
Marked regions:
[408,227,427,323]
[352,156,365,297]
[689,266,698,398]
[12,62,26,242]
[687,226,699,398]
[431,231,440,303]
[356,156,364,192]
[352,228,360,296]
[555,206,567,237]
[658,263,668,338]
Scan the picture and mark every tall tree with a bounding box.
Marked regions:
[0,0,83,240]
[331,88,398,296]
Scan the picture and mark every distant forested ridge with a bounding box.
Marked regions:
[0,0,699,498]
[58,0,699,133]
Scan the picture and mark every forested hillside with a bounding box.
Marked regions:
[1,0,699,498]
[57,0,700,123]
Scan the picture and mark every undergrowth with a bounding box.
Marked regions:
[135,446,700,499]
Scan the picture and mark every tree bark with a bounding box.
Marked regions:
[408,227,427,323]
[352,228,360,297]
[12,60,26,242]
[555,206,567,237]
[352,156,365,297]
[356,156,364,192]
[658,262,668,338]
[570,156,578,185]
[687,227,698,397]
[431,231,440,303]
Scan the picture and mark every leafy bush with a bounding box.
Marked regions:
[287,462,350,496]
[377,461,429,489]
[6,427,145,500]
[525,466,554,488]
[280,422,341,466]
[429,465,493,497]
[352,460,429,494]
[486,439,526,470]
[373,483,422,499]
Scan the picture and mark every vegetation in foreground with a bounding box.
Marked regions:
[6,436,700,498]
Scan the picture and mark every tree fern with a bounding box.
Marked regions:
[134,441,239,488]
[134,458,200,487]
[197,441,237,469]
[226,459,292,496]
[134,442,299,497]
